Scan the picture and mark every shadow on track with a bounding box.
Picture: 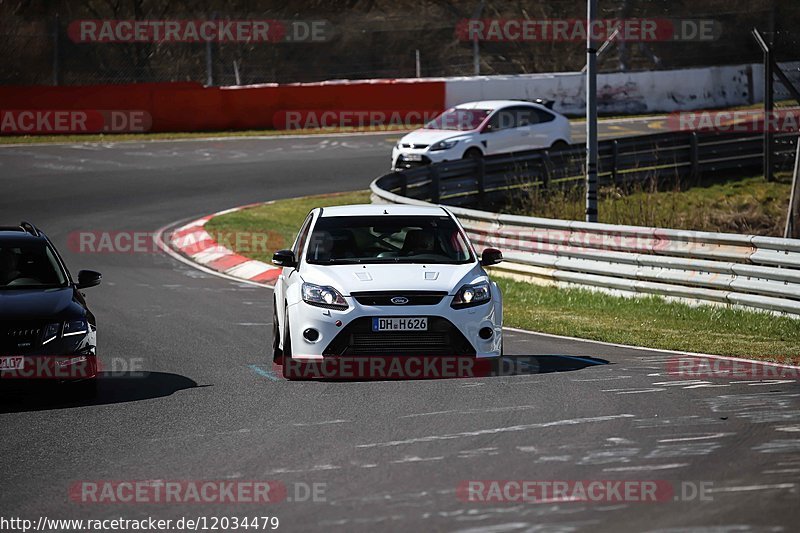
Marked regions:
[504,354,609,375]
[0,371,199,413]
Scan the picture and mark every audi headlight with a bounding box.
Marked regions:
[63,319,89,337]
[430,139,459,151]
[302,283,348,310]
[42,322,61,345]
[451,281,491,308]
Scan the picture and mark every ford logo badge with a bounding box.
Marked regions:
[391,296,409,305]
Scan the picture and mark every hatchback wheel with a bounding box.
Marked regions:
[272,300,283,364]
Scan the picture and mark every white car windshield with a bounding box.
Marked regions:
[306,215,474,264]
[424,109,491,131]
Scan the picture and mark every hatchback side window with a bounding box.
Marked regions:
[534,108,556,124]
[485,109,517,132]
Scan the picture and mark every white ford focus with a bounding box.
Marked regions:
[392,99,571,170]
[271,204,503,367]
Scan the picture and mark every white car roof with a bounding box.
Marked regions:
[454,100,550,111]
[318,204,448,217]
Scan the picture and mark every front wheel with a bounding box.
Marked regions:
[462,148,483,160]
[272,300,283,363]
[550,140,569,152]
[281,308,297,379]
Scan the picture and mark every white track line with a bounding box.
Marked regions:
[0,116,666,149]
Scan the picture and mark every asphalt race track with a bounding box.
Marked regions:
[1,118,799,532]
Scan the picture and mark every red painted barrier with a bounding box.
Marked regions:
[0,79,446,134]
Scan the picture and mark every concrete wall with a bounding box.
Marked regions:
[445,62,799,116]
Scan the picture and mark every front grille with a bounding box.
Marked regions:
[401,143,429,149]
[1,322,45,353]
[351,291,447,306]
[396,155,432,169]
[323,316,475,356]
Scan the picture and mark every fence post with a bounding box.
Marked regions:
[785,139,800,239]
[429,165,440,203]
[52,14,60,86]
[400,172,408,197]
[753,28,774,182]
[690,132,700,183]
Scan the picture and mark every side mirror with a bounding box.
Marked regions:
[481,124,494,133]
[272,249,297,268]
[76,270,102,289]
[480,248,503,267]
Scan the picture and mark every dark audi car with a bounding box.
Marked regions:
[0,222,101,397]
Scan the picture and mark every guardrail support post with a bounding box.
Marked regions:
[476,158,486,207]
[610,140,619,186]
[430,165,440,203]
[542,152,552,191]
[690,132,700,183]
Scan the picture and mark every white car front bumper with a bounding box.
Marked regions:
[286,289,502,360]
[392,146,454,169]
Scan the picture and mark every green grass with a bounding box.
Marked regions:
[204,190,800,363]
[498,278,800,363]
[516,175,792,236]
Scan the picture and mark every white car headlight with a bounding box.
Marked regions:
[430,139,459,151]
[302,282,348,310]
[451,281,491,309]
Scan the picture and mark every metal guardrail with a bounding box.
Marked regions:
[381,130,799,209]
[371,132,800,317]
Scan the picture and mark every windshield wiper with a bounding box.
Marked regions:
[326,258,364,264]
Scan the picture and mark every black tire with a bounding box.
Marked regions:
[281,307,296,379]
[272,299,283,363]
[550,140,569,152]
[463,147,483,160]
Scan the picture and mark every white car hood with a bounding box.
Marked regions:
[399,129,471,146]
[301,263,484,296]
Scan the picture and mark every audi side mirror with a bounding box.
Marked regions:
[76,270,102,289]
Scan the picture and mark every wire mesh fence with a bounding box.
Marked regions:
[1,0,799,87]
